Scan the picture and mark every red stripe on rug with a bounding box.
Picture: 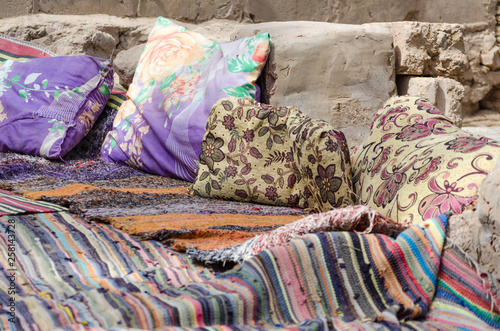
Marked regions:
[0,36,53,58]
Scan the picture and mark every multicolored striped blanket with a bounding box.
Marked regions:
[0,34,55,60]
[0,189,66,216]
[1,152,308,253]
[1,211,499,329]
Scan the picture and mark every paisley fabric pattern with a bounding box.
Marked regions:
[352,95,500,223]
[101,17,270,182]
[189,97,354,213]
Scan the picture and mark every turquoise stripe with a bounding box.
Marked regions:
[398,231,437,285]
[37,213,105,288]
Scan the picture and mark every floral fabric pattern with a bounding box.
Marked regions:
[189,97,354,213]
[351,96,500,223]
[0,54,113,158]
[0,101,6,122]
[101,17,271,182]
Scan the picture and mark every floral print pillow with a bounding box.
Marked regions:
[0,55,113,158]
[351,95,500,223]
[101,17,271,182]
[188,97,354,213]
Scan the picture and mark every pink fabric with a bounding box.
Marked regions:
[250,205,408,255]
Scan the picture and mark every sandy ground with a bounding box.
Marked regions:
[462,111,500,141]
[463,110,500,127]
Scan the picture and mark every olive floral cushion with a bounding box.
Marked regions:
[351,95,500,223]
[101,17,271,182]
[188,97,354,213]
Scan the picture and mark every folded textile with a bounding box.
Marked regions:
[187,205,409,264]
[0,33,55,60]
[0,189,66,216]
[2,211,499,330]
[1,153,306,252]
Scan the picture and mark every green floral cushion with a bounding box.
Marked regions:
[188,97,354,213]
[351,95,500,223]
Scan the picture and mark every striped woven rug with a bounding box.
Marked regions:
[2,166,307,252]
[0,189,66,216]
[1,211,498,329]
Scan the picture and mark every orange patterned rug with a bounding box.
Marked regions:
[3,162,306,252]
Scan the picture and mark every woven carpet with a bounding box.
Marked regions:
[1,211,499,330]
[1,152,308,252]
[0,189,67,216]
[187,205,410,264]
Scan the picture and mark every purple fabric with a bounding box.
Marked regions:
[0,152,146,185]
[0,55,114,158]
[101,17,270,182]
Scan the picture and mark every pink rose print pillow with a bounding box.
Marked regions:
[101,17,271,182]
[351,95,500,223]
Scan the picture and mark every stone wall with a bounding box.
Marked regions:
[233,22,397,146]
[0,0,495,25]
[472,1,500,115]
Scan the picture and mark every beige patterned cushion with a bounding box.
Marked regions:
[351,96,500,223]
[189,97,354,213]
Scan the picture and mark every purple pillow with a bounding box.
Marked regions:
[0,55,114,158]
[101,17,270,182]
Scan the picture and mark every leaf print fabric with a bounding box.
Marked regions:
[351,95,500,223]
[101,17,271,182]
[0,101,6,122]
[189,97,354,213]
[0,54,113,158]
